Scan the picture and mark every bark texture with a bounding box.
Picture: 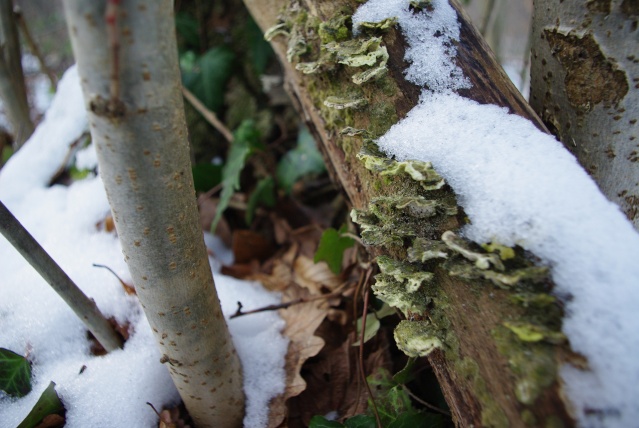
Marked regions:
[62,1,244,427]
[530,0,639,229]
[244,0,575,426]
[0,0,33,148]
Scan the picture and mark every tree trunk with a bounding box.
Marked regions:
[0,0,34,149]
[62,1,244,427]
[529,0,639,229]
[244,0,575,426]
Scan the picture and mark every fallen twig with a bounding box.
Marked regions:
[93,263,136,295]
[182,85,234,143]
[13,6,57,90]
[230,282,349,319]
[403,384,452,417]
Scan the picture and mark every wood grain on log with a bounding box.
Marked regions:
[243,0,575,426]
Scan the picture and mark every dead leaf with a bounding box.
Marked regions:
[89,318,130,356]
[232,230,275,264]
[197,195,232,246]
[267,285,329,428]
[293,256,342,293]
[288,328,392,426]
[35,414,65,428]
[96,213,116,233]
[150,402,191,428]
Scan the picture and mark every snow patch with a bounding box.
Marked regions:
[0,66,287,427]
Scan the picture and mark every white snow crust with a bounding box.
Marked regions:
[0,66,287,427]
[354,2,639,427]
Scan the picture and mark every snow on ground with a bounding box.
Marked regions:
[354,1,639,426]
[0,66,288,427]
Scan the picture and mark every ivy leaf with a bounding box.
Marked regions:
[344,415,377,428]
[175,12,200,52]
[309,415,344,428]
[245,177,275,224]
[0,348,31,397]
[181,46,235,113]
[277,126,326,194]
[388,412,443,428]
[314,225,355,274]
[192,163,223,192]
[2,145,13,164]
[211,120,261,232]
[17,381,65,428]
[246,16,274,75]
[392,357,417,385]
[353,313,381,346]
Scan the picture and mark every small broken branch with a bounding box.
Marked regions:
[230,284,349,319]
[0,200,122,351]
[14,6,57,90]
[182,85,234,143]
[403,385,452,417]
[93,263,136,295]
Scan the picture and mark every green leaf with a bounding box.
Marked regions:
[211,120,261,232]
[192,163,223,192]
[375,303,397,319]
[367,369,413,425]
[179,50,197,73]
[175,12,200,52]
[344,415,377,428]
[314,225,355,274]
[1,145,13,164]
[388,412,444,428]
[182,46,235,113]
[246,16,274,75]
[0,348,31,397]
[69,166,91,181]
[386,385,413,415]
[353,313,381,346]
[245,177,276,224]
[392,357,417,385]
[309,415,344,428]
[276,126,326,194]
[17,381,64,428]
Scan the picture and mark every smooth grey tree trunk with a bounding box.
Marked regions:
[530,0,639,229]
[62,1,244,427]
[0,0,33,149]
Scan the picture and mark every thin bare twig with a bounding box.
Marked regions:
[93,263,136,295]
[403,384,452,417]
[181,86,234,143]
[13,6,57,90]
[230,283,349,319]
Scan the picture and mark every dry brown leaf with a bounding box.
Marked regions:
[197,195,232,246]
[95,213,116,233]
[293,256,342,293]
[288,329,392,426]
[271,213,293,245]
[267,285,329,428]
[232,230,275,263]
[35,414,65,428]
